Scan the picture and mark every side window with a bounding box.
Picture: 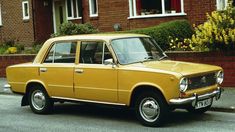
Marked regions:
[44,42,77,63]
[79,41,112,64]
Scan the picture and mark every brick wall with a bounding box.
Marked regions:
[0,0,34,45]
[0,54,35,77]
[0,52,234,87]
[82,0,217,32]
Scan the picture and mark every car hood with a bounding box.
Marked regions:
[127,60,222,76]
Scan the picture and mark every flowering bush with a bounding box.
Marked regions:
[169,37,192,51]
[5,47,18,54]
[169,0,235,51]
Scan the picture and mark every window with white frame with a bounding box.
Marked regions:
[22,1,30,20]
[89,0,98,17]
[129,0,185,18]
[66,0,82,20]
[216,0,228,10]
[0,4,2,26]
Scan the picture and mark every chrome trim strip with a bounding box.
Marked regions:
[169,88,222,105]
[52,96,126,106]
[4,84,11,89]
[48,84,73,88]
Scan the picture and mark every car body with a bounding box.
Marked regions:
[6,34,223,126]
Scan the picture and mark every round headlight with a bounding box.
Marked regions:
[216,71,224,84]
[179,77,188,92]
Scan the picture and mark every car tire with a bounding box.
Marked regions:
[135,92,168,127]
[186,104,212,114]
[28,85,54,114]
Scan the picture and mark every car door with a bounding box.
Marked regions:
[74,41,118,103]
[39,41,77,99]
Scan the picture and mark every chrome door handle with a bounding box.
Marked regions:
[75,69,84,73]
[40,68,47,72]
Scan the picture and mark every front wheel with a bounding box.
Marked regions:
[135,92,168,127]
[28,85,53,114]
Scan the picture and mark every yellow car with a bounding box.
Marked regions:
[6,34,223,127]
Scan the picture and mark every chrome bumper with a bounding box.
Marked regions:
[169,87,223,106]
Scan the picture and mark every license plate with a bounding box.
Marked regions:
[195,98,212,109]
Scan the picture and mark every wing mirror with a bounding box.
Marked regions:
[104,59,114,65]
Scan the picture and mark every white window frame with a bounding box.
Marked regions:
[22,1,30,20]
[0,4,2,26]
[89,0,98,17]
[128,0,186,19]
[65,0,82,20]
[216,0,228,11]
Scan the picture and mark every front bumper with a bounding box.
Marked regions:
[169,87,223,106]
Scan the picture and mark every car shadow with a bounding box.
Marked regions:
[50,102,214,127]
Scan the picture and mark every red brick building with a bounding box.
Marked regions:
[0,0,232,45]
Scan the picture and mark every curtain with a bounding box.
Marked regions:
[171,0,181,13]
[136,0,142,15]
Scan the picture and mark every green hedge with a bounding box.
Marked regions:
[53,22,99,37]
[123,20,194,50]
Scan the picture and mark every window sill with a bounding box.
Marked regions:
[23,18,30,22]
[90,14,98,18]
[67,17,82,20]
[128,13,187,19]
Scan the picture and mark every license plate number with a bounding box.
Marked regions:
[195,98,212,109]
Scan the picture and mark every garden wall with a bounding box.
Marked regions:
[0,55,35,77]
[167,52,235,87]
[0,52,234,87]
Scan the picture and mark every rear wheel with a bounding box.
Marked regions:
[28,85,53,114]
[135,92,168,127]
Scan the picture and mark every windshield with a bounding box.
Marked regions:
[111,37,166,64]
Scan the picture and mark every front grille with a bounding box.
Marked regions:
[188,73,216,90]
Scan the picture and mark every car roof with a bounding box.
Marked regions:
[48,33,149,42]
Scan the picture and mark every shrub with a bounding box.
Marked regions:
[123,20,194,50]
[171,1,235,52]
[53,22,99,37]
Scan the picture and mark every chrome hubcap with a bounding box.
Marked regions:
[31,90,46,111]
[139,97,160,122]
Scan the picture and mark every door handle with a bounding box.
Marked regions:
[40,68,47,72]
[75,69,84,73]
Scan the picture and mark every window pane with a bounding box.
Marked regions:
[73,0,77,18]
[137,0,162,16]
[24,3,29,17]
[77,0,82,17]
[54,42,77,63]
[103,45,112,62]
[91,0,97,15]
[79,42,104,64]
[111,38,164,64]
[165,0,181,13]
[217,0,226,10]
[67,0,72,17]
[44,45,56,63]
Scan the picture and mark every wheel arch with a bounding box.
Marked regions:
[21,80,48,107]
[129,83,167,108]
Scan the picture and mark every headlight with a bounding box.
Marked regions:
[216,71,224,84]
[179,77,188,92]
